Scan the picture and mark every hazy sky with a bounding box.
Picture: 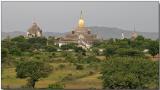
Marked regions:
[2,1,159,32]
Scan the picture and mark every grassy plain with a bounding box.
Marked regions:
[2,62,102,89]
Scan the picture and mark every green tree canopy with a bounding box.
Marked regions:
[11,35,26,42]
[103,45,118,57]
[27,37,47,46]
[101,57,158,89]
[1,48,9,59]
[147,40,159,56]
[16,60,53,88]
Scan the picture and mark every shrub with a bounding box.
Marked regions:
[45,45,57,52]
[147,41,159,56]
[116,48,144,57]
[103,45,118,57]
[88,70,95,75]
[58,64,65,69]
[48,82,65,89]
[75,64,84,70]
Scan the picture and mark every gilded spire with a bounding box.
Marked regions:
[78,10,85,28]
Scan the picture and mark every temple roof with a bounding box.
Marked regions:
[28,22,42,34]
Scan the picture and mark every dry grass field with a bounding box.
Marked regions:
[2,62,102,89]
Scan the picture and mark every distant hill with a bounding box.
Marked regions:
[2,26,158,40]
[89,26,158,40]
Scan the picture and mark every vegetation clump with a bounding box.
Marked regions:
[16,60,53,88]
[101,57,159,89]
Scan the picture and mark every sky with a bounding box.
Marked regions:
[2,1,159,32]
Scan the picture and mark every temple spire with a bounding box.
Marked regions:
[78,10,85,28]
[80,10,83,19]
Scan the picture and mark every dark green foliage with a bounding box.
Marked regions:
[61,43,77,50]
[75,64,84,70]
[103,45,118,57]
[92,48,99,55]
[61,45,70,50]
[27,37,47,45]
[45,45,57,52]
[16,60,53,88]
[17,42,31,51]
[83,56,100,63]
[11,35,26,42]
[62,51,70,57]
[115,39,130,48]
[136,35,145,41]
[147,41,159,56]
[9,47,22,56]
[93,40,103,47]
[1,48,9,59]
[2,40,15,49]
[75,47,85,53]
[116,48,144,57]
[101,57,159,89]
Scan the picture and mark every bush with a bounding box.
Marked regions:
[48,82,65,89]
[75,64,84,70]
[101,57,158,89]
[45,45,57,52]
[116,48,144,57]
[88,70,95,75]
[147,41,159,56]
[103,45,118,57]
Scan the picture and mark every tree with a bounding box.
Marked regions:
[103,45,118,57]
[16,60,53,88]
[147,41,159,57]
[9,46,22,56]
[101,57,158,89]
[27,37,47,46]
[11,35,26,42]
[17,42,31,51]
[1,48,9,59]
[136,35,145,41]
[47,36,55,45]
